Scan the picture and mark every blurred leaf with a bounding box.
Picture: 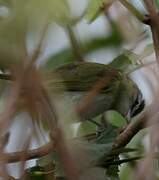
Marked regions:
[96,124,117,144]
[119,129,147,179]
[85,0,114,23]
[0,0,11,7]
[24,165,55,180]
[106,164,119,180]
[37,152,65,178]
[0,1,28,69]
[43,49,74,70]
[105,110,127,128]
[120,164,133,180]
[44,32,123,70]
[77,121,97,136]
[0,0,73,70]
[37,139,114,178]
[38,140,113,166]
[26,166,45,180]
[71,140,113,162]
[156,0,159,8]
[127,128,147,154]
[27,0,71,25]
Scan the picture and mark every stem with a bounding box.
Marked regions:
[30,19,51,65]
[66,25,84,62]
[119,0,145,22]
[0,142,53,163]
[144,0,159,65]
[112,100,159,149]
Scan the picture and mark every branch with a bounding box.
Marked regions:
[1,102,159,165]
[66,25,84,62]
[119,0,146,23]
[144,0,159,64]
[30,20,50,64]
[0,142,53,163]
[112,115,145,149]
[112,102,159,149]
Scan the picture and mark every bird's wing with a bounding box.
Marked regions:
[52,62,121,92]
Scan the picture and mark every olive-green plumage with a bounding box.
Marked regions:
[50,62,142,120]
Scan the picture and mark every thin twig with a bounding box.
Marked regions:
[144,0,159,65]
[0,142,53,163]
[112,101,159,149]
[30,20,50,65]
[119,0,146,23]
[66,25,84,62]
[19,66,80,180]
[77,69,117,117]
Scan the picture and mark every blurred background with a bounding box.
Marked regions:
[0,0,157,179]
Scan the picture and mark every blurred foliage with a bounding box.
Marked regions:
[85,0,114,23]
[156,0,159,8]
[105,110,127,128]
[0,0,154,180]
[44,22,123,70]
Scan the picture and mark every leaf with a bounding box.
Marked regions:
[0,0,73,70]
[23,165,55,180]
[60,140,113,167]
[0,0,11,7]
[37,139,114,178]
[120,164,133,180]
[105,110,127,128]
[44,49,74,70]
[85,0,114,23]
[156,0,159,8]
[96,124,117,144]
[27,0,71,25]
[44,33,123,70]
[106,164,119,180]
[37,152,66,178]
[77,121,97,136]
[37,122,119,179]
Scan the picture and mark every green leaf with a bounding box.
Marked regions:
[24,165,55,180]
[37,152,66,178]
[96,124,117,144]
[44,33,123,70]
[37,140,113,178]
[105,110,127,128]
[77,121,97,136]
[44,49,74,70]
[156,0,159,7]
[106,164,119,180]
[0,0,11,7]
[71,140,113,162]
[27,0,71,25]
[120,164,133,180]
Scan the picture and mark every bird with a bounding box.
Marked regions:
[49,61,144,122]
[0,59,144,125]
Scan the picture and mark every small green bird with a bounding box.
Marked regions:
[0,56,144,123]
[51,61,144,121]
